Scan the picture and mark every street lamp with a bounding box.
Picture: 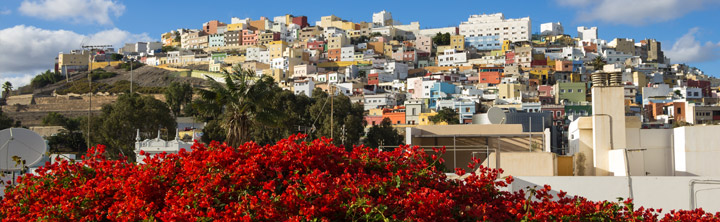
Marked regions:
[130,58,135,94]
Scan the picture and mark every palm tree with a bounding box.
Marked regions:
[591,56,606,71]
[194,66,281,147]
[2,81,12,100]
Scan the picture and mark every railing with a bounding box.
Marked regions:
[379,145,494,171]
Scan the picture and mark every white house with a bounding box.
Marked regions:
[540,22,563,36]
[438,49,468,67]
[293,78,315,97]
[458,13,531,42]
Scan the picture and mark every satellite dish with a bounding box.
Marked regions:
[0,128,47,171]
[487,107,507,124]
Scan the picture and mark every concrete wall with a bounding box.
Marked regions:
[591,86,627,176]
[624,128,673,176]
[674,126,720,176]
[510,176,720,212]
[481,152,557,177]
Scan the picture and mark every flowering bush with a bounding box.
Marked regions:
[1,134,719,221]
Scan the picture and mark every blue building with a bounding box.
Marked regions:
[465,36,501,51]
[436,99,477,124]
[429,82,457,109]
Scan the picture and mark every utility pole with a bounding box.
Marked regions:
[330,84,334,140]
[130,58,134,94]
[81,44,111,148]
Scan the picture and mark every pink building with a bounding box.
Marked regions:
[241,30,258,46]
[555,60,573,72]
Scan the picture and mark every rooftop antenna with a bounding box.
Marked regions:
[81,43,112,149]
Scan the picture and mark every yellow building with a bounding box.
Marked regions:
[347,28,371,38]
[450,35,465,51]
[368,108,384,116]
[258,31,276,45]
[501,40,512,52]
[418,112,448,125]
[327,35,348,49]
[227,23,245,31]
[320,15,340,28]
[265,41,288,59]
[497,83,526,100]
[436,45,454,54]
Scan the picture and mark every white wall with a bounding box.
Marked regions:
[510,176,720,212]
[674,126,720,176]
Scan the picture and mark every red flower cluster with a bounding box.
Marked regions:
[1,134,718,221]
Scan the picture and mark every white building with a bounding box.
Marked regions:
[540,22,563,36]
[438,49,468,67]
[340,46,355,62]
[293,64,317,78]
[134,130,192,164]
[372,10,392,27]
[601,48,633,65]
[293,78,314,97]
[577,26,598,41]
[458,13,531,43]
[364,93,397,110]
[246,47,270,64]
[384,61,409,80]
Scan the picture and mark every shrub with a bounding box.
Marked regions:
[90,70,117,80]
[0,135,718,221]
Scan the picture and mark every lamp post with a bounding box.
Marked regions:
[130,58,135,94]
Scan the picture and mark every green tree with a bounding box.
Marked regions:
[357,70,366,78]
[42,112,80,131]
[591,56,606,71]
[161,46,178,52]
[430,108,460,124]
[110,54,124,61]
[194,66,281,147]
[369,32,382,38]
[30,70,64,89]
[0,109,14,130]
[84,93,176,160]
[2,81,12,100]
[363,118,403,149]
[308,88,365,149]
[249,90,312,145]
[432,32,451,45]
[201,119,226,144]
[164,82,193,117]
[173,30,181,42]
[43,112,86,153]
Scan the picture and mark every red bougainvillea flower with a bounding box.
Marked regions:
[0,134,718,221]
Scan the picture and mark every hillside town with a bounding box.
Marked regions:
[4,10,720,212]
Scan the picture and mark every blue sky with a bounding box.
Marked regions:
[1,0,720,87]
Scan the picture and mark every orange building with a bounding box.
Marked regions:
[555,60,573,72]
[646,101,685,123]
[327,48,341,61]
[203,20,226,35]
[479,72,502,85]
[382,106,406,125]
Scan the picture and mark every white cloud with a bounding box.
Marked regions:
[0,9,11,15]
[0,74,35,90]
[558,0,715,25]
[666,28,720,63]
[0,25,153,87]
[19,0,125,25]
